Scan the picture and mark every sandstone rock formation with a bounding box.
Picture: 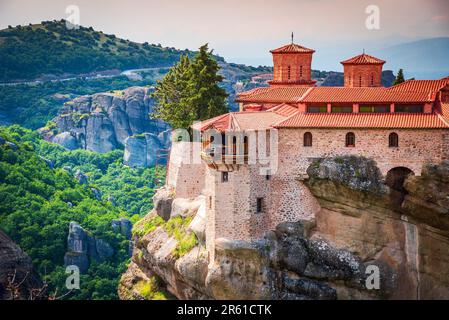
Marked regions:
[43,87,171,167]
[120,157,449,300]
[0,230,46,300]
[64,221,132,273]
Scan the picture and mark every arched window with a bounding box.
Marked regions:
[348,75,352,86]
[243,136,248,154]
[371,74,374,86]
[303,132,313,147]
[389,132,399,148]
[287,65,291,80]
[300,65,303,78]
[358,75,362,87]
[345,132,355,147]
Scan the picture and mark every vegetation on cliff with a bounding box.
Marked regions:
[0,125,165,299]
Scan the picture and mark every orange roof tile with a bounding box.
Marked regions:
[267,103,299,117]
[270,43,315,54]
[195,111,290,132]
[440,103,449,125]
[301,87,432,103]
[236,87,312,103]
[341,53,385,65]
[275,112,449,129]
[388,78,449,93]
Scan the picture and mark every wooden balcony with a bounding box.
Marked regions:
[201,141,249,171]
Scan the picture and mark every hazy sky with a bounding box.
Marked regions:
[1,0,448,70]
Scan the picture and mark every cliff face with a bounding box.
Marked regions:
[40,86,170,167]
[119,157,449,300]
[0,230,46,300]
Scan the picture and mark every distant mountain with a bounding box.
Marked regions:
[375,37,449,79]
[0,20,195,81]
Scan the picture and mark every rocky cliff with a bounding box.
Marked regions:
[0,230,46,300]
[119,157,449,300]
[40,86,171,167]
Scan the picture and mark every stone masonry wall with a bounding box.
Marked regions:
[277,128,449,178]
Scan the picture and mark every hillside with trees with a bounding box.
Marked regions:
[0,20,191,81]
[0,125,165,299]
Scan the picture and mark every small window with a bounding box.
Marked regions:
[287,66,291,80]
[209,196,212,209]
[256,198,264,213]
[359,105,389,113]
[349,75,352,86]
[332,105,353,113]
[266,174,271,181]
[359,75,362,87]
[307,105,327,113]
[346,132,355,147]
[371,74,374,86]
[303,132,313,147]
[222,172,229,182]
[395,104,423,113]
[389,132,399,148]
[300,65,303,78]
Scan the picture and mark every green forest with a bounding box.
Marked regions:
[0,125,165,299]
[0,20,192,81]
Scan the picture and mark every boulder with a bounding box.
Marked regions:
[123,133,162,168]
[170,197,202,219]
[90,187,102,200]
[188,197,207,244]
[112,218,133,240]
[153,188,174,221]
[74,170,88,185]
[53,132,78,150]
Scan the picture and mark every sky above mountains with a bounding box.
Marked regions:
[1,0,448,74]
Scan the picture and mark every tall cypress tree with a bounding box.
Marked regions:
[151,55,197,129]
[393,69,405,85]
[151,44,228,129]
[186,44,228,121]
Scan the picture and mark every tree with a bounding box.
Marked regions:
[393,69,405,85]
[151,44,228,129]
[151,55,196,129]
[186,44,228,122]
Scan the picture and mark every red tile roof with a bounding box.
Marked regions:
[194,110,290,132]
[341,53,385,65]
[275,112,449,129]
[389,78,449,93]
[236,87,312,103]
[270,43,315,54]
[267,103,299,117]
[301,87,432,103]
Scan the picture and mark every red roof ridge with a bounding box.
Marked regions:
[341,53,385,65]
[295,86,315,103]
[270,43,315,54]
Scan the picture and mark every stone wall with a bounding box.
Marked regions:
[277,128,449,177]
[166,141,206,199]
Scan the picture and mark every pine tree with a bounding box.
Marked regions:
[151,55,197,129]
[393,69,405,85]
[186,44,228,121]
[151,44,228,129]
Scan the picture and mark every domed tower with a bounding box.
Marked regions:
[341,53,385,87]
[268,39,316,87]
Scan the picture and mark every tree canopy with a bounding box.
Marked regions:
[393,68,405,85]
[151,44,228,129]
